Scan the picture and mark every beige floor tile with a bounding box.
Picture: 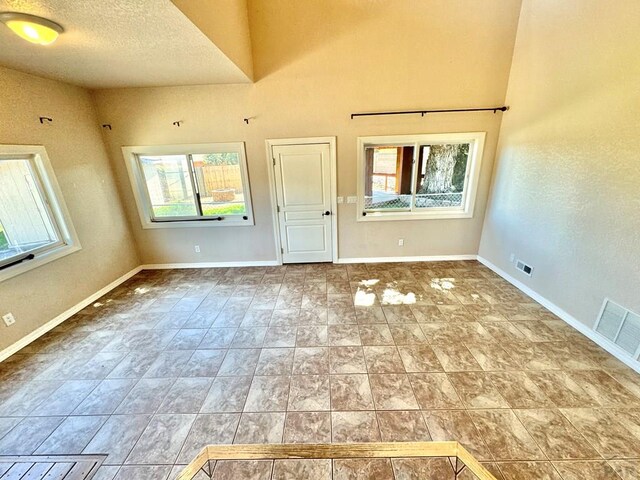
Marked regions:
[355,307,386,324]
[567,369,640,406]
[514,321,568,342]
[525,371,599,408]
[333,458,394,480]
[288,375,330,411]
[331,411,381,443]
[177,413,239,463]
[157,377,213,414]
[244,375,291,412]
[292,347,330,374]
[83,414,152,464]
[468,409,545,461]
[465,341,522,371]
[409,373,463,409]
[609,459,640,480]
[368,374,419,410]
[327,308,357,325]
[358,325,394,346]
[431,343,483,372]
[234,412,285,444]
[559,408,640,459]
[536,342,599,370]
[254,348,294,375]
[283,412,331,443]
[487,371,555,409]
[34,415,107,455]
[201,376,251,413]
[363,346,405,373]
[217,348,261,376]
[552,461,621,480]
[125,414,195,465]
[382,306,417,323]
[447,372,510,409]
[330,374,374,410]
[329,347,367,374]
[262,326,297,348]
[410,305,446,323]
[497,461,562,479]
[423,409,493,461]
[391,458,453,479]
[389,324,428,345]
[296,326,329,347]
[514,409,599,459]
[182,350,226,377]
[500,341,562,370]
[273,459,332,480]
[328,325,361,346]
[115,378,175,414]
[376,411,431,442]
[213,460,273,480]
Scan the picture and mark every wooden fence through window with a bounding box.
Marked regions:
[196,165,243,196]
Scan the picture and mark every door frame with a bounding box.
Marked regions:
[265,137,338,264]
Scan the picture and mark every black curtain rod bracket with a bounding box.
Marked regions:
[350,106,509,119]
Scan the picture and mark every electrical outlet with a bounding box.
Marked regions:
[509,253,515,262]
[194,245,201,253]
[2,313,16,327]
[398,239,404,246]
[337,196,344,204]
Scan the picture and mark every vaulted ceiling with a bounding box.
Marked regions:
[0,0,252,88]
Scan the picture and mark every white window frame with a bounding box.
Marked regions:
[356,132,486,221]
[0,145,81,283]
[122,143,255,229]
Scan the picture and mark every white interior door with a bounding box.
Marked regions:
[272,143,333,263]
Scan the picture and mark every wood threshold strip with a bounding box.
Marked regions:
[176,442,497,480]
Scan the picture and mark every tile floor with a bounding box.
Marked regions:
[1,261,640,479]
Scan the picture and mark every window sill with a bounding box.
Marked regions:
[0,244,82,283]
[140,218,255,229]
[357,210,473,222]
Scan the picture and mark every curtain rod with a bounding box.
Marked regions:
[350,106,509,119]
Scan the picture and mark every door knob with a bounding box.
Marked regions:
[323,211,331,216]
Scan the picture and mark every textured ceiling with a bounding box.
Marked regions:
[0,0,251,88]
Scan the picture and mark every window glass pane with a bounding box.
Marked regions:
[192,153,247,216]
[364,146,413,210]
[415,143,469,208]
[0,159,60,262]
[139,155,198,218]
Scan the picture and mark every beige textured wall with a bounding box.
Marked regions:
[0,67,140,352]
[479,0,640,325]
[171,0,254,80]
[93,0,521,264]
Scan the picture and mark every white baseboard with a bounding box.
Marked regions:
[141,260,280,269]
[336,254,478,264]
[477,255,640,374]
[0,266,143,363]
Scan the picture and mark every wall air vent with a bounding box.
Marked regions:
[515,259,533,276]
[595,299,640,359]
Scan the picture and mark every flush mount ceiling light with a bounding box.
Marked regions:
[0,12,64,45]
